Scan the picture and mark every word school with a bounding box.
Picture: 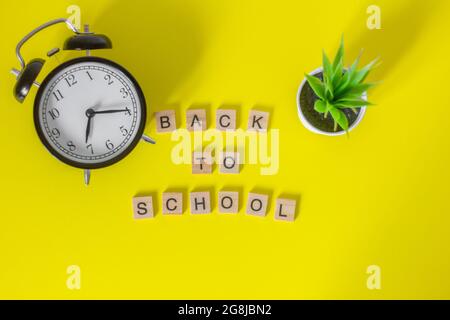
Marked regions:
[132,190,297,222]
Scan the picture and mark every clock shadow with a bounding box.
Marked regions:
[92,0,216,128]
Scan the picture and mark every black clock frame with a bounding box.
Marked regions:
[33,56,147,170]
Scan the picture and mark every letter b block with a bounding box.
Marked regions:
[155,110,177,132]
[132,196,154,219]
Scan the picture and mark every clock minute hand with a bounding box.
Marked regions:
[85,108,95,143]
[85,116,92,143]
[93,108,130,115]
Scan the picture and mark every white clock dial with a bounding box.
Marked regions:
[34,57,146,169]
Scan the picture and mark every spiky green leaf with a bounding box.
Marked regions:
[333,36,344,72]
[350,57,379,87]
[314,100,327,113]
[334,50,363,96]
[332,60,344,88]
[334,83,375,100]
[329,105,349,131]
[305,74,325,100]
[334,98,373,108]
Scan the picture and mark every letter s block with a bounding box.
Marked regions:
[155,110,177,132]
[132,196,154,219]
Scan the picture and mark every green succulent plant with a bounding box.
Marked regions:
[305,37,379,132]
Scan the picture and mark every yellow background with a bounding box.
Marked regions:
[1,0,449,299]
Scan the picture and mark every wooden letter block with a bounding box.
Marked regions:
[274,198,297,222]
[190,191,211,214]
[132,196,154,219]
[247,110,269,132]
[246,193,269,217]
[216,109,236,131]
[192,151,213,174]
[186,109,207,131]
[218,191,239,213]
[162,192,183,214]
[219,152,240,174]
[155,110,177,132]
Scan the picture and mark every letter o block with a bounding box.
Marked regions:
[162,192,183,214]
[132,196,154,219]
[219,152,240,174]
[218,191,239,213]
[246,193,269,217]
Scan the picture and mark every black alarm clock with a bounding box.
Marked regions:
[11,18,155,185]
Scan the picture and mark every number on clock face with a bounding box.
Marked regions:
[35,58,145,168]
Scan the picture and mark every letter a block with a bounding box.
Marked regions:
[246,193,269,217]
[218,191,239,213]
[186,109,207,131]
[162,192,183,214]
[216,109,236,131]
[155,110,177,132]
[132,196,154,219]
[190,191,211,214]
[274,198,296,222]
[247,110,269,132]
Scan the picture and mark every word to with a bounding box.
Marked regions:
[154,109,270,132]
[132,191,297,222]
[170,128,279,175]
[192,151,240,174]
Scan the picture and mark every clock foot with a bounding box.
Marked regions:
[142,134,156,144]
[84,169,91,186]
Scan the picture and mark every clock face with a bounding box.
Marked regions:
[34,57,146,169]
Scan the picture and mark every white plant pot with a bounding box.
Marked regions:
[296,67,367,136]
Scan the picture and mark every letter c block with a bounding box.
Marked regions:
[162,192,183,214]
